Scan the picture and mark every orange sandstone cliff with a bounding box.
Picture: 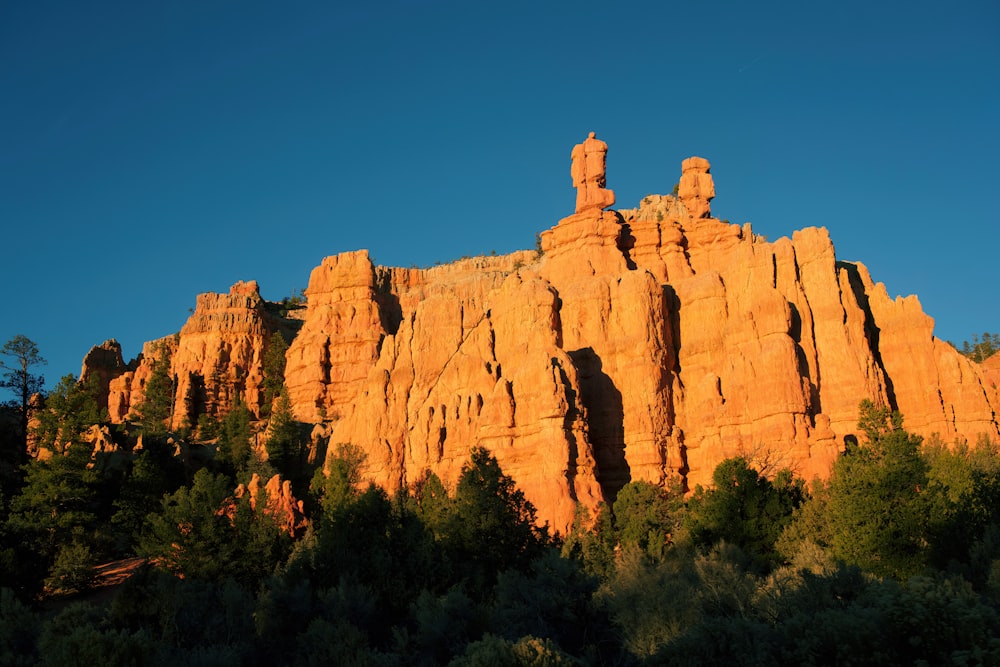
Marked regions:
[87,134,1000,531]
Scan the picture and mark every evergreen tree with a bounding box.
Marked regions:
[6,440,103,594]
[827,401,929,579]
[0,335,45,467]
[685,457,804,570]
[181,371,206,436]
[956,332,1000,362]
[439,448,549,594]
[614,479,686,562]
[138,468,290,587]
[260,331,288,418]
[111,440,186,548]
[136,343,174,436]
[310,442,367,520]
[216,398,253,475]
[264,390,301,478]
[32,374,105,454]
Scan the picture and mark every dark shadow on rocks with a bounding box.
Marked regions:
[568,347,629,501]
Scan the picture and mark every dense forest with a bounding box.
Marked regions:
[2,333,1000,665]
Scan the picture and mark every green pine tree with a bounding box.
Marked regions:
[136,343,174,436]
[260,331,288,418]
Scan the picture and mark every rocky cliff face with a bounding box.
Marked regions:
[84,133,1000,531]
[101,280,300,427]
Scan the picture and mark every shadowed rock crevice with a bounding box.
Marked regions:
[838,260,898,411]
[552,357,581,502]
[788,302,821,414]
[568,347,628,500]
[617,216,638,271]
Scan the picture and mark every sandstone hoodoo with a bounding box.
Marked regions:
[84,133,1000,531]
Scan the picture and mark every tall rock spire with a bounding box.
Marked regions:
[571,132,616,213]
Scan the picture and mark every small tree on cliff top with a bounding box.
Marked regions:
[955,332,1000,363]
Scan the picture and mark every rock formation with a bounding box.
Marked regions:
[678,156,714,219]
[79,339,128,409]
[102,280,299,427]
[571,132,616,214]
[983,354,1000,393]
[236,473,308,537]
[85,133,1000,531]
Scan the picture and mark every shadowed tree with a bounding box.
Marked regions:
[138,468,290,588]
[685,457,804,570]
[32,374,106,455]
[136,343,173,437]
[265,390,302,479]
[216,397,253,476]
[260,331,288,419]
[0,335,45,466]
[439,448,549,594]
[826,401,929,579]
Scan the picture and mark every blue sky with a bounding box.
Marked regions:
[1,0,998,388]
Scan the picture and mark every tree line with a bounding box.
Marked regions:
[2,334,1000,664]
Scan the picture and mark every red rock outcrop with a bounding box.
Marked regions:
[106,281,297,426]
[236,473,308,537]
[284,251,388,423]
[87,134,1000,530]
[678,156,714,219]
[983,354,1000,393]
[571,132,616,214]
[80,339,128,409]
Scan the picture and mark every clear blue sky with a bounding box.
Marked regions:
[1,1,997,388]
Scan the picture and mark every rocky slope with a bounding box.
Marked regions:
[84,134,1000,531]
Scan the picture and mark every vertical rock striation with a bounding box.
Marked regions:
[85,134,1000,531]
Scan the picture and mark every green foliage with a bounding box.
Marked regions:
[265,390,302,478]
[0,587,39,666]
[7,441,101,562]
[596,548,703,657]
[196,412,220,440]
[825,401,930,579]
[310,442,367,520]
[279,288,307,315]
[439,448,549,595]
[406,586,485,664]
[0,335,45,466]
[490,549,606,658]
[138,468,290,588]
[216,397,253,474]
[954,331,1000,362]
[111,439,186,546]
[4,420,1000,662]
[44,532,97,595]
[613,479,685,562]
[32,374,106,454]
[559,502,616,579]
[110,568,255,660]
[450,634,577,666]
[136,342,174,435]
[922,436,1000,577]
[37,602,155,667]
[261,331,289,417]
[685,457,804,569]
